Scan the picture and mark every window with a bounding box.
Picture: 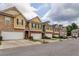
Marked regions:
[32,23,38,29]
[39,24,42,29]
[17,19,24,25]
[37,24,40,29]
[32,23,35,28]
[17,19,19,25]
[32,23,33,28]
[5,16,11,25]
[22,20,23,25]
[35,24,37,28]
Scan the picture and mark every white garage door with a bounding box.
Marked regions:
[31,33,42,40]
[54,35,59,37]
[46,33,52,38]
[1,32,24,40]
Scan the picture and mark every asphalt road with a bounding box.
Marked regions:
[0,38,79,56]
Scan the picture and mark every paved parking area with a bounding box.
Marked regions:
[0,38,79,56]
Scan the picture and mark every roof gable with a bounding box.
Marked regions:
[30,16,41,23]
[3,7,20,16]
[2,5,37,20]
[2,7,27,20]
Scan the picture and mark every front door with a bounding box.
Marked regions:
[25,31,29,39]
[42,33,45,39]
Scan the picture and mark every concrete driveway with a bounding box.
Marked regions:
[0,39,79,56]
[0,40,41,49]
[0,39,59,49]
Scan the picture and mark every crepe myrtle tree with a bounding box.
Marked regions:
[71,23,78,29]
[66,23,78,36]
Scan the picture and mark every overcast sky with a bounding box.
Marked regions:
[31,3,79,26]
[0,3,79,26]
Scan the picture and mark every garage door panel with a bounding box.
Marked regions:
[45,34,52,38]
[2,32,24,40]
[31,33,41,40]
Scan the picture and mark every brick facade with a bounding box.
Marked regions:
[0,13,24,32]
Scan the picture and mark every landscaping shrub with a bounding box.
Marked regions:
[72,36,77,39]
[63,37,67,39]
[51,38,56,40]
[53,36,67,39]
[43,36,51,39]
[60,36,67,39]
[59,36,63,38]
[29,36,33,40]
[32,40,40,42]
[52,36,59,38]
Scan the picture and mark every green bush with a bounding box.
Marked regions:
[72,36,77,38]
[52,36,59,38]
[52,36,67,39]
[63,37,67,39]
[32,40,40,42]
[59,36,63,38]
[29,36,33,40]
[51,38,57,40]
[43,36,51,39]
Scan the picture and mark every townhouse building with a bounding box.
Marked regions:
[52,24,67,38]
[0,7,26,40]
[0,6,43,40]
[42,22,53,39]
[59,25,67,37]
[0,6,67,40]
[52,24,60,37]
[0,6,52,40]
[25,17,43,40]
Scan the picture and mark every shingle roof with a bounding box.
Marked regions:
[0,11,14,17]
[0,4,38,20]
